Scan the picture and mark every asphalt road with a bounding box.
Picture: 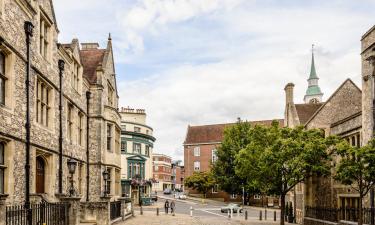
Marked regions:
[150,193,281,220]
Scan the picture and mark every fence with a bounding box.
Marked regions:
[305,206,374,224]
[110,201,121,220]
[6,201,69,225]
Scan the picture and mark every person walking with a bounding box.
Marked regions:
[170,200,176,215]
[164,200,169,214]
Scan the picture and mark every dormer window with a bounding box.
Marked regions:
[39,13,51,59]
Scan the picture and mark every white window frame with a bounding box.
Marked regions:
[194,161,200,171]
[193,146,200,157]
[211,149,218,163]
[212,184,219,194]
[133,143,141,154]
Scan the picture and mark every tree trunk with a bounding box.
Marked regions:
[280,194,286,225]
[359,194,363,225]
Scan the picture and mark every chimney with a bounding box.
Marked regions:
[284,83,295,104]
[81,43,100,50]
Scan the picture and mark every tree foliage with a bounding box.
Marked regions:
[184,171,215,198]
[334,139,375,225]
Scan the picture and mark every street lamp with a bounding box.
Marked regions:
[103,169,109,197]
[67,158,77,197]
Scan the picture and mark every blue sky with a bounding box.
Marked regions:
[54,0,375,161]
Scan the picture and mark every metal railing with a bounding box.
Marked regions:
[110,201,121,220]
[6,201,69,225]
[305,206,374,224]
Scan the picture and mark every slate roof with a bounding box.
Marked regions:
[184,119,284,145]
[295,103,324,125]
[80,49,106,84]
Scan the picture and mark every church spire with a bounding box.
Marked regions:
[304,44,323,104]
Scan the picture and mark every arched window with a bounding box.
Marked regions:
[36,156,45,193]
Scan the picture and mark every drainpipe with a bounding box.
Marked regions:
[24,21,34,225]
[58,59,65,195]
[86,91,91,202]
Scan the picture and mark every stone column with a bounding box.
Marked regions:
[60,197,81,225]
[118,197,127,220]
[99,196,111,225]
[0,194,8,225]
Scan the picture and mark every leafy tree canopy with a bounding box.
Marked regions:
[184,171,215,198]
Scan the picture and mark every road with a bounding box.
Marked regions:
[141,193,280,220]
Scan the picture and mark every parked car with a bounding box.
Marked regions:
[151,193,158,202]
[177,194,187,200]
[163,188,172,194]
[220,203,243,213]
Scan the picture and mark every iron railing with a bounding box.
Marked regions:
[6,201,69,225]
[305,206,374,224]
[110,201,121,220]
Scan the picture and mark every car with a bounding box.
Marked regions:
[177,194,187,200]
[220,203,243,213]
[163,188,172,194]
[151,193,158,202]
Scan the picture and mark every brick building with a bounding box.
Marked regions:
[152,153,172,192]
[183,120,283,202]
[171,160,184,191]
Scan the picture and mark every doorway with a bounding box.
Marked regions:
[36,156,45,193]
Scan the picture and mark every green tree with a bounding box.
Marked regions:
[235,123,338,225]
[211,120,253,197]
[184,171,215,198]
[334,139,375,225]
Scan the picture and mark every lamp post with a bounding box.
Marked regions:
[24,20,34,225]
[67,158,77,197]
[103,169,109,197]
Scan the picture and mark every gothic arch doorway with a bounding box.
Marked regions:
[36,156,45,193]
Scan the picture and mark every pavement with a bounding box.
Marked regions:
[124,194,284,224]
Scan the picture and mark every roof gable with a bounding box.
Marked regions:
[295,103,324,125]
[80,48,106,84]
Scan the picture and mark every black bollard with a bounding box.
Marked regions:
[245,210,248,220]
[265,208,267,220]
[157,207,159,216]
[274,211,277,221]
[259,210,262,220]
[140,206,143,215]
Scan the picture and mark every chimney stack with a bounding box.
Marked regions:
[81,43,100,50]
[284,83,295,104]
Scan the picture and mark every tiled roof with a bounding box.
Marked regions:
[295,103,323,125]
[80,49,106,84]
[184,119,284,145]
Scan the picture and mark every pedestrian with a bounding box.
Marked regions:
[170,200,175,215]
[164,200,169,214]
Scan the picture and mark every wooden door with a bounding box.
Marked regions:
[36,157,45,193]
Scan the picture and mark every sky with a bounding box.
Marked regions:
[54,0,375,161]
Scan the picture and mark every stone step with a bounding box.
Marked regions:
[80,219,97,225]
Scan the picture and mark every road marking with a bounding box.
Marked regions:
[195,208,221,211]
[196,209,228,218]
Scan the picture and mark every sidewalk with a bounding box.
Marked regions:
[115,211,284,225]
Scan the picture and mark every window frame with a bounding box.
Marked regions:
[39,12,51,59]
[133,143,141,154]
[0,51,6,106]
[193,161,200,171]
[36,78,52,127]
[67,104,73,141]
[0,142,5,194]
[78,112,83,146]
[193,146,200,157]
[211,149,218,163]
[121,140,127,154]
[107,124,113,151]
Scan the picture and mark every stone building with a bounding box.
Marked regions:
[0,0,122,216]
[152,153,172,192]
[119,107,155,205]
[183,120,283,203]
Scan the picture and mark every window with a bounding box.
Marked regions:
[154,166,158,171]
[212,184,219,193]
[194,161,200,171]
[145,145,150,156]
[39,15,50,59]
[133,143,141,154]
[78,164,83,194]
[193,147,200,156]
[36,79,51,127]
[0,52,5,105]
[121,125,126,130]
[212,149,218,163]
[71,60,80,91]
[134,127,141,133]
[107,124,112,151]
[78,112,83,146]
[121,141,127,153]
[107,84,114,107]
[106,168,111,194]
[115,169,120,195]
[0,143,5,194]
[115,128,120,154]
[67,104,73,141]
[146,130,149,135]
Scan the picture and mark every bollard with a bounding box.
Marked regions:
[231,208,233,219]
[237,209,240,218]
[274,211,277,221]
[245,210,248,220]
[140,206,143,215]
[190,206,193,217]
[228,210,231,219]
[259,210,262,220]
[264,208,267,220]
[156,207,159,216]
